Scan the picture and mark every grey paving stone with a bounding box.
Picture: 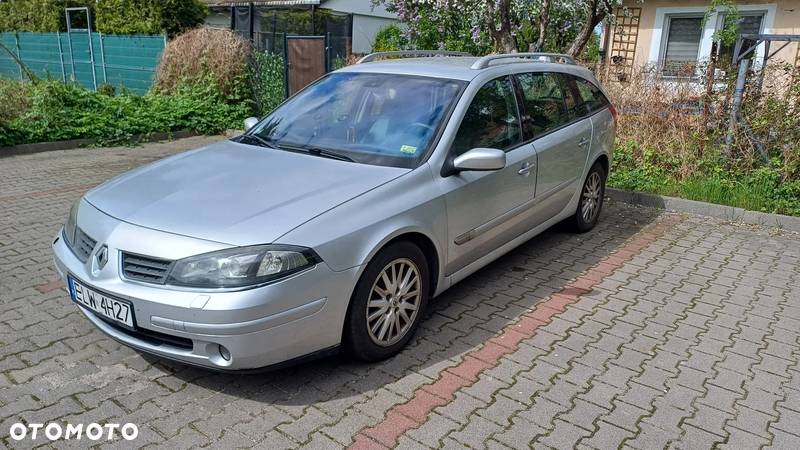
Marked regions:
[1,137,799,450]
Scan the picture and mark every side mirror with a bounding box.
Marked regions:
[452,148,506,172]
[244,117,259,132]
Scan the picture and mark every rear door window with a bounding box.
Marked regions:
[514,72,570,139]
[451,76,522,156]
[571,76,610,114]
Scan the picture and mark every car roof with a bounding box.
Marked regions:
[336,56,597,83]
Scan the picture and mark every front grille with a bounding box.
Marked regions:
[72,228,97,263]
[122,252,173,284]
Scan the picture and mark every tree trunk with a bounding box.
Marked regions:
[566,0,608,57]
[532,0,551,52]
[496,29,517,53]
[486,0,517,53]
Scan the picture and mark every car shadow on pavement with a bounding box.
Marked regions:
[140,201,662,407]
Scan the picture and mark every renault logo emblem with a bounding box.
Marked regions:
[95,245,109,270]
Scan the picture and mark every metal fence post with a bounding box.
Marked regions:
[99,32,108,84]
[14,32,22,80]
[87,32,98,90]
[56,31,67,82]
[66,28,76,80]
[724,58,750,162]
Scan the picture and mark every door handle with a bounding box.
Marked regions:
[578,137,589,148]
[518,162,534,176]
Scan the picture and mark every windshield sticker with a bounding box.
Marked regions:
[400,145,417,154]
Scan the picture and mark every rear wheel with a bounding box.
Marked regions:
[344,241,429,361]
[571,162,606,232]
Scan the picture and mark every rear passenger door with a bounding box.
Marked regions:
[514,72,592,222]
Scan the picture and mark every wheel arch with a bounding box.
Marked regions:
[593,153,610,176]
[380,232,440,296]
[341,229,442,349]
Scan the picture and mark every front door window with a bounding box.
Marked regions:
[451,76,521,156]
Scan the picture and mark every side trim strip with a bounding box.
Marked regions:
[454,177,577,245]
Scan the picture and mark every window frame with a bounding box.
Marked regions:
[715,11,766,65]
[658,13,706,78]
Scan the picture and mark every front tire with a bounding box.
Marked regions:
[344,241,430,362]
[571,162,606,232]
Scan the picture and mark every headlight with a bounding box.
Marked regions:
[63,200,79,247]
[166,245,321,288]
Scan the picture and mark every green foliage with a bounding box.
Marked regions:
[706,0,740,47]
[0,0,206,35]
[372,24,408,52]
[0,0,81,32]
[0,122,22,147]
[152,0,208,36]
[94,0,207,36]
[247,52,286,116]
[0,78,250,147]
[0,79,32,122]
[609,141,800,217]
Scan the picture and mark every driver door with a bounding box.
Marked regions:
[438,76,538,276]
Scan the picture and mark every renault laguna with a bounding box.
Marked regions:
[52,52,616,370]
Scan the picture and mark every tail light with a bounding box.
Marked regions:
[608,103,619,128]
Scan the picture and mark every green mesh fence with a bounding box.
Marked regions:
[0,31,165,94]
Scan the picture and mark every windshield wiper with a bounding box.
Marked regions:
[236,134,278,149]
[238,135,355,162]
[278,143,356,162]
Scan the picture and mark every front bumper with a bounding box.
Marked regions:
[52,201,359,370]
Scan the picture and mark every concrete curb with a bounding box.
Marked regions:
[607,188,800,233]
[0,130,198,158]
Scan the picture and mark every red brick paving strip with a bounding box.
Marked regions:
[35,278,65,294]
[349,215,682,449]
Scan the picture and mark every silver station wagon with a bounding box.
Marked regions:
[52,52,616,370]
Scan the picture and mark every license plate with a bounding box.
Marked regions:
[68,275,135,329]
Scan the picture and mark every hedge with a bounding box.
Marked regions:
[0,0,207,35]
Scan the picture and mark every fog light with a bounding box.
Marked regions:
[218,345,231,361]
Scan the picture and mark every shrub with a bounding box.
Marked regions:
[0,79,32,122]
[248,52,285,116]
[1,79,250,147]
[154,27,250,98]
[94,0,207,36]
[372,24,408,52]
[0,0,206,35]
[0,0,80,32]
[603,62,800,216]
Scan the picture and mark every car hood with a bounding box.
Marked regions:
[85,141,409,245]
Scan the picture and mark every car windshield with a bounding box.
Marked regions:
[248,72,465,168]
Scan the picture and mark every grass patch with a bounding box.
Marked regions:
[609,141,800,217]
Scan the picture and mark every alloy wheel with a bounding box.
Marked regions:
[366,258,422,347]
[581,172,602,223]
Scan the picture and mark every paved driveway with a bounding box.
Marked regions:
[1,137,799,450]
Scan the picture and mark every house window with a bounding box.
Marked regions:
[661,15,704,76]
[717,14,764,65]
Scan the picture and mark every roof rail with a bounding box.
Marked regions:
[470,52,576,70]
[357,50,471,64]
